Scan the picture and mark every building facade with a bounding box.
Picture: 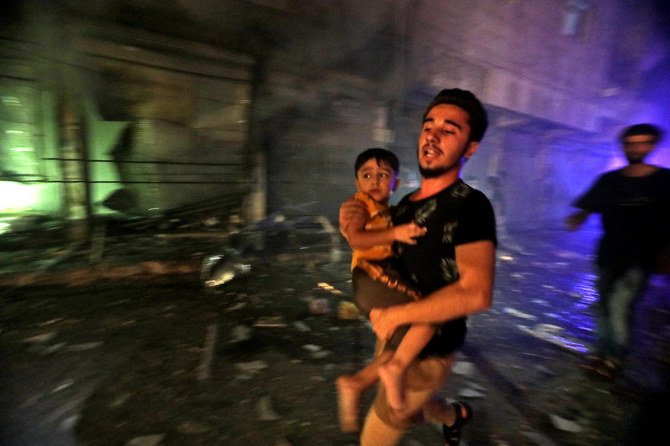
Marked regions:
[0,0,667,235]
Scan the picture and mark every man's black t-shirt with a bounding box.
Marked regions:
[574,167,670,271]
[391,179,497,357]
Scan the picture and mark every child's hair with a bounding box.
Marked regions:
[354,148,399,176]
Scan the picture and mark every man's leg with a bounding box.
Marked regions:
[594,268,617,358]
[378,323,435,410]
[337,350,393,432]
[590,267,649,379]
[607,267,649,360]
[360,405,405,446]
[360,353,455,446]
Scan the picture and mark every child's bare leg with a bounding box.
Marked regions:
[378,324,435,410]
[337,350,393,432]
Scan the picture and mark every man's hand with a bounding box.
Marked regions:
[565,210,590,231]
[393,222,427,245]
[370,307,402,341]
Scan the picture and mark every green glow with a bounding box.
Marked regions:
[0,181,41,212]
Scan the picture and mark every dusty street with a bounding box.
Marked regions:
[1,219,669,446]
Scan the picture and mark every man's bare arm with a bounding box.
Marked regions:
[370,240,495,340]
[565,209,591,231]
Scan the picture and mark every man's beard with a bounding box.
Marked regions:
[419,164,451,178]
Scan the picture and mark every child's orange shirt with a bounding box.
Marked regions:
[349,191,394,271]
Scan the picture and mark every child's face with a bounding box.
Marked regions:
[355,158,398,203]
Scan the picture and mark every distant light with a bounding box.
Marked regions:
[0,182,40,211]
[1,96,21,106]
[5,129,24,134]
[11,147,34,152]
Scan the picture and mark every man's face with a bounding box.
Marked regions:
[355,158,398,203]
[418,104,479,178]
[623,134,656,164]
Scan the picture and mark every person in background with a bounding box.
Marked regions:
[340,88,497,446]
[566,123,670,380]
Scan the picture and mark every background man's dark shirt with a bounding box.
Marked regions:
[574,168,670,271]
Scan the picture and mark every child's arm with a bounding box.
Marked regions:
[344,220,426,250]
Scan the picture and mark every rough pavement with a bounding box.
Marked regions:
[1,220,669,446]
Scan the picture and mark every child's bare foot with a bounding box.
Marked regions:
[378,361,405,411]
[336,375,362,432]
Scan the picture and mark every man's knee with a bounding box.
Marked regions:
[360,407,404,446]
[373,354,454,427]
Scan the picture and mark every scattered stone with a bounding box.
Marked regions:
[229,325,252,342]
[317,282,344,295]
[302,343,331,358]
[226,302,247,311]
[39,318,63,326]
[549,413,583,433]
[503,307,536,320]
[458,387,485,398]
[535,365,555,376]
[235,360,268,374]
[109,392,132,408]
[256,395,281,421]
[517,323,587,353]
[293,321,311,332]
[302,344,322,352]
[125,434,165,446]
[177,420,212,434]
[59,414,79,431]
[65,342,103,351]
[196,324,218,381]
[39,343,66,354]
[254,316,288,327]
[52,380,74,393]
[337,301,360,320]
[451,361,475,376]
[24,332,57,343]
[308,298,330,315]
[522,430,559,446]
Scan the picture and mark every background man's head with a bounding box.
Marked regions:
[619,123,664,164]
[422,88,489,143]
[619,123,663,145]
